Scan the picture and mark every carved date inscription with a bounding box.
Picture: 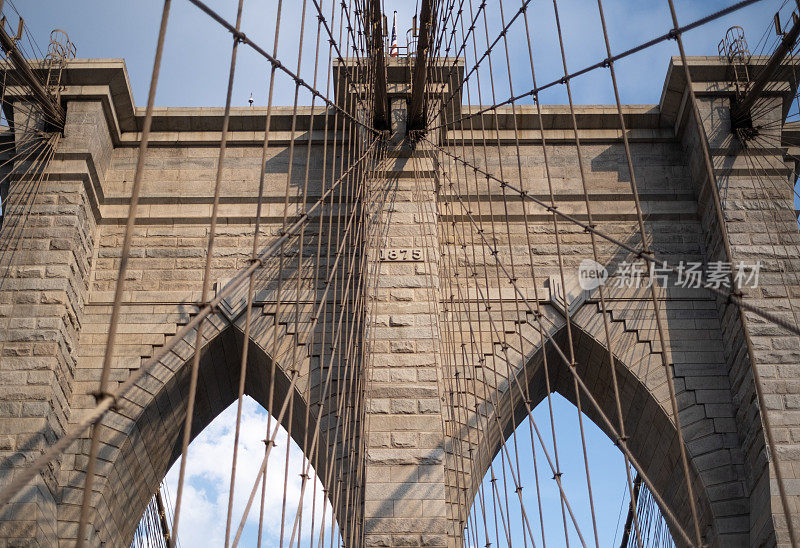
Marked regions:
[379,248,424,262]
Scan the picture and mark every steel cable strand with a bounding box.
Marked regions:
[472,6,542,544]
[425,0,469,125]
[168,2,248,543]
[426,137,800,338]
[590,0,684,541]
[311,37,364,547]
[452,184,698,547]
[281,10,332,547]
[308,0,375,121]
[244,142,373,547]
[427,0,768,133]
[429,0,535,130]
[280,0,314,544]
[437,165,475,541]
[447,186,590,548]
[447,20,556,540]
[283,145,380,547]
[310,7,352,542]
[353,141,393,547]
[408,146,453,541]
[738,137,800,309]
[439,146,589,547]
[315,17,364,542]
[185,0,378,136]
[0,134,61,279]
[303,1,347,543]
[436,136,484,540]
[455,17,525,542]
[666,0,799,541]
[222,0,288,541]
[435,157,701,547]
[519,0,635,540]
[484,6,572,540]
[257,0,349,536]
[721,129,800,205]
[74,1,173,544]
[458,11,581,537]
[470,8,526,546]
[413,141,491,545]
[0,137,378,515]
[415,0,486,133]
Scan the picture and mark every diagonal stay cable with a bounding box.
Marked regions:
[426,136,800,339]
[438,160,698,547]
[0,137,378,513]
[429,0,533,124]
[309,0,373,120]
[426,0,768,133]
[184,0,378,136]
[665,0,800,541]
[75,1,173,544]
[170,1,248,541]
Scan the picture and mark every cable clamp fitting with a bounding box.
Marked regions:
[91,390,119,411]
[728,288,744,304]
[198,299,219,314]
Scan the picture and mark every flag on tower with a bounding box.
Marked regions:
[390,11,399,57]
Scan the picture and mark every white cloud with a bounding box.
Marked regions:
[164,397,338,547]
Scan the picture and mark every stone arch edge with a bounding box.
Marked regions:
[57,313,330,546]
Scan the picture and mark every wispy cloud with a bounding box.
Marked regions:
[165,397,337,547]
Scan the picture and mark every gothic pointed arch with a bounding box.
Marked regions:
[62,313,340,546]
[449,305,753,546]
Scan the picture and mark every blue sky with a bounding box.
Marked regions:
[162,397,337,547]
[172,394,634,547]
[16,0,796,545]
[20,0,797,108]
[469,394,640,548]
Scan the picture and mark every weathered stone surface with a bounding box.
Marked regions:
[0,57,797,547]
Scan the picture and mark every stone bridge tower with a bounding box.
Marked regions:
[0,55,799,547]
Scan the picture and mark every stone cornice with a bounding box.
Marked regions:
[2,56,796,146]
